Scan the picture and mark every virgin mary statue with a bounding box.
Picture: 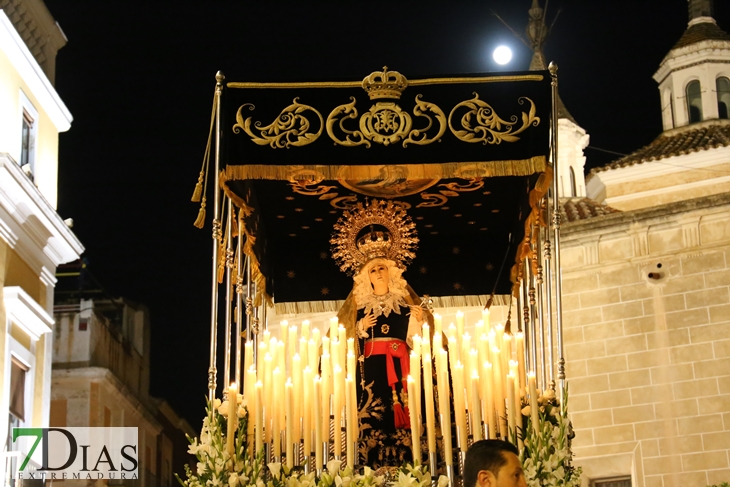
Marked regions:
[331,199,433,468]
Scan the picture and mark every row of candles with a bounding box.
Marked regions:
[233,310,542,469]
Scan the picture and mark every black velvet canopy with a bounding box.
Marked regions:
[218,68,552,310]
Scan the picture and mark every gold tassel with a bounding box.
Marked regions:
[191,171,205,202]
[232,214,239,238]
[217,241,226,283]
[193,197,207,229]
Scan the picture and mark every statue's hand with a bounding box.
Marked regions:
[409,305,423,323]
[361,312,377,330]
[356,313,377,338]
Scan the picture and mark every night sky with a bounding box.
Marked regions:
[41,0,730,425]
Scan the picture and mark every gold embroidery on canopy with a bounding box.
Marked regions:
[448,95,541,144]
[232,98,323,148]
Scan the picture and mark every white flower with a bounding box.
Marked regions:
[237,407,246,418]
[437,475,449,487]
[228,472,239,487]
[268,462,282,479]
[219,400,230,416]
[327,459,343,474]
[213,398,222,409]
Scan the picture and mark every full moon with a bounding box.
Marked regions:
[493,45,512,65]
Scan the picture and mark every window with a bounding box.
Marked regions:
[569,167,577,197]
[18,91,38,180]
[9,357,27,422]
[717,77,730,119]
[686,80,703,123]
[591,476,631,487]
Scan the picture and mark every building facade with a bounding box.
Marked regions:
[568,1,730,485]
[0,0,84,481]
[52,288,195,487]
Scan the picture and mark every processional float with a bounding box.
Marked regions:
[188,65,567,485]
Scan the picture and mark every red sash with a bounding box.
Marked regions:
[364,339,410,387]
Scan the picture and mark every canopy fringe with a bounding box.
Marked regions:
[221,156,547,183]
[273,294,511,315]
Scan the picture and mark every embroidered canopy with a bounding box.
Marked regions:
[218,68,552,312]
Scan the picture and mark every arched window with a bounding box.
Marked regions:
[686,80,703,123]
[569,166,577,197]
[717,77,730,119]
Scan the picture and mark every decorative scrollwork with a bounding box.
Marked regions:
[416,193,448,208]
[326,98,371,147]
[327,96,447,147]
[417,178,485,208]
[233,98,323,148]
[448,94,540,144]
[438,179,484,192]
[403,95,447,147]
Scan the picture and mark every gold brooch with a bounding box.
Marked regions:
[381,324,390,335]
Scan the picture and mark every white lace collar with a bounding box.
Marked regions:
[359,291,407,318]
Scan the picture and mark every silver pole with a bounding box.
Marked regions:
[207,71,224,401]
[549,62,566,398]
[224,199,234,389]
[235,226,244,390]
[534,227,548,389]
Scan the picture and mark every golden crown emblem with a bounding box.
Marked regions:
[361,67,408,100]
[331,199,418,275]
[357,229,392,262]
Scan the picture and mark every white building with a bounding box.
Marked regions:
[0,0,84,480]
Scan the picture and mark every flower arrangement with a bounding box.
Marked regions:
[519,387,582,487]
[176,397,448,487]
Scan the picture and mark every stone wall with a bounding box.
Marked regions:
[560,193,730,487]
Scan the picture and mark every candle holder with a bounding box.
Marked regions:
[458,450,466,484]
[446,464,455,487]
[263,444,272,480]
[429,451,438,486]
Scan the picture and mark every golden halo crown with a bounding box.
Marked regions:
[362,66,408,100]
[330,199,418,276]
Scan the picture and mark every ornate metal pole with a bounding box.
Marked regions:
[533,227,548,390]
[224,199,234,391]
[208,71,224,401]
[549,62,566,397]
[235,224,244,390]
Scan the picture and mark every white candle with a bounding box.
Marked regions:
[433,313,442,335]
[314,376,323,471]
[286,380,294,468]
[456,310,465,339]
[439,367,453,466]
[407,375,421,463]
[470,373,483,441]
[528,372,539,434]
[507,372,517,445]
[255,381,263,454]
[272,368,282,458]
[303,366,312,458]
[329,316,338,339]
[482,308,490,329]
[422,353,437,455]
[301,320,310,341]
[227,383,237,457]
[345,376,355,468]
[333,364,343,458]
[482,362,496,439]
[516,332,526,398]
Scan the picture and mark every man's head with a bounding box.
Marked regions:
[463,440,526,487]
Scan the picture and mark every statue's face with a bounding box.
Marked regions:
[368,262,389,288]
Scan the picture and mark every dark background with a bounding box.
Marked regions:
[42,0,730,425]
